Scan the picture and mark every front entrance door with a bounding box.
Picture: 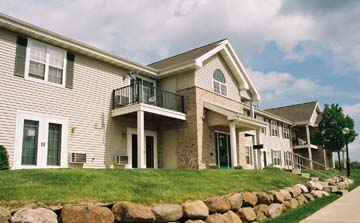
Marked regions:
[15,112,68,169]
[146,136,154,168]
[215,132,231,169]
[263,151,267,167]
[128,129,157,168]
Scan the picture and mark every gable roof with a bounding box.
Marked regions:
[264,101,319,124]
[149,39,261,101]
[148,39,226,70]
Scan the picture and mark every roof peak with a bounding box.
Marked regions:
[148,38,227,67]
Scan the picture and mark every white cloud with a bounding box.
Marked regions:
[248,68,334,102]
[343,103,360,118]
[0,0,315,64]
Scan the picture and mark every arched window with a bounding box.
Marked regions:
[213,69,227,96]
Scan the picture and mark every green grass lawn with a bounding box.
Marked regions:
[264,194,341,223]
[0,168,305,208]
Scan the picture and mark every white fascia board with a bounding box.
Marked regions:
[158,62,199,77]
[224,40,261,101]
[0,14,157,76]
[112,103,186,120]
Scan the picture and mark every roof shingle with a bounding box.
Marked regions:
[264,101,318,123]
[148,39,226,70]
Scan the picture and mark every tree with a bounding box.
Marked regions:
[312,104,357,171]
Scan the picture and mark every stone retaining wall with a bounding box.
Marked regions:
[0,176,354,223]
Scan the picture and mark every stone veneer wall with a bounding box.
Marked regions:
[176,87,246,169]
[0,176,353,223]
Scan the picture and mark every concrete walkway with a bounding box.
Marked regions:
[300,186,360,223]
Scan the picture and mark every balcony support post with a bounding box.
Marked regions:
[229,121,238,168]
[137,110,146,168]
[306,124,313,169]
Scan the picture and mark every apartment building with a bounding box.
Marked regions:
[0,13,330,170]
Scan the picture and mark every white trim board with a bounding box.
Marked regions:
[112,103,186,120]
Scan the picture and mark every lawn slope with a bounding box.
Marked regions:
[0,168,305,207]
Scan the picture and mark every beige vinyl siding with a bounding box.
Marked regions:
[0,28,130,168]
[159,129,177,168]
[195,54,241,102]
[158,70,195,93]
[260,119,292,168]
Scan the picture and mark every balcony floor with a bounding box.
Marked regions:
[112,102,186,120]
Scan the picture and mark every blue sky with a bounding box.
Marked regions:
[0,0,359,160]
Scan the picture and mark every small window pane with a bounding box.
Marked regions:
[29,61,45,80]
[48,66,63,84]
[213,69,226,83]
[48,48,64,68]
[220,84,227,96]
[30,42,46,63]
[213,81,220,94]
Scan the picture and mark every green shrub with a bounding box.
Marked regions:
[263,165,279,170]
[234,166,243,170]
[208,165,219,169]
[0,145,9,170]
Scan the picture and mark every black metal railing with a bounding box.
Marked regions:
[112,82,184,113]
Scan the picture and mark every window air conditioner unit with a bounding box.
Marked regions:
[115,155,128,165]
[70,153,87,164]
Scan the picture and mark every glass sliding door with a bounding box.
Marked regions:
[21,120,39,165]
[47,123,62,166]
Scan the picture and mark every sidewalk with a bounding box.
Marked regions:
[300,186,360,223]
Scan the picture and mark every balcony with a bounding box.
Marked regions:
[112,82,185,119]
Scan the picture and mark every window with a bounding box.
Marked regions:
[272,150,281,166]
[283,124,290,139]
[284,151,292,166]
[26,39,66,86]
[246,146,252,165]
[213,69,227,96]
[270,120,279,137]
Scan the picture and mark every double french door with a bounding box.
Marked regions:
[14,112,68,169]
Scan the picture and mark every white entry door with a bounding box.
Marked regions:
[14,111,68,169]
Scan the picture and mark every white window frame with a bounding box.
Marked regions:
[245,146,253,165]
[13,111,68,169]
[270,120,279,137]
[284,151,292,166]
[25,39,67,88]
[212,70,227,97]
[283,124,290,139]
[273,150,281,166]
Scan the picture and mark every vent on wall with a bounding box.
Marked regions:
[70,153,87,164]
[115,155,128,165]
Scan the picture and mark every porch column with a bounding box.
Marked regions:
[229,121,238,168]
[250,101,255,118]
[137,110,146,168]
[306,124,313,169]
[255,129,262,169]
